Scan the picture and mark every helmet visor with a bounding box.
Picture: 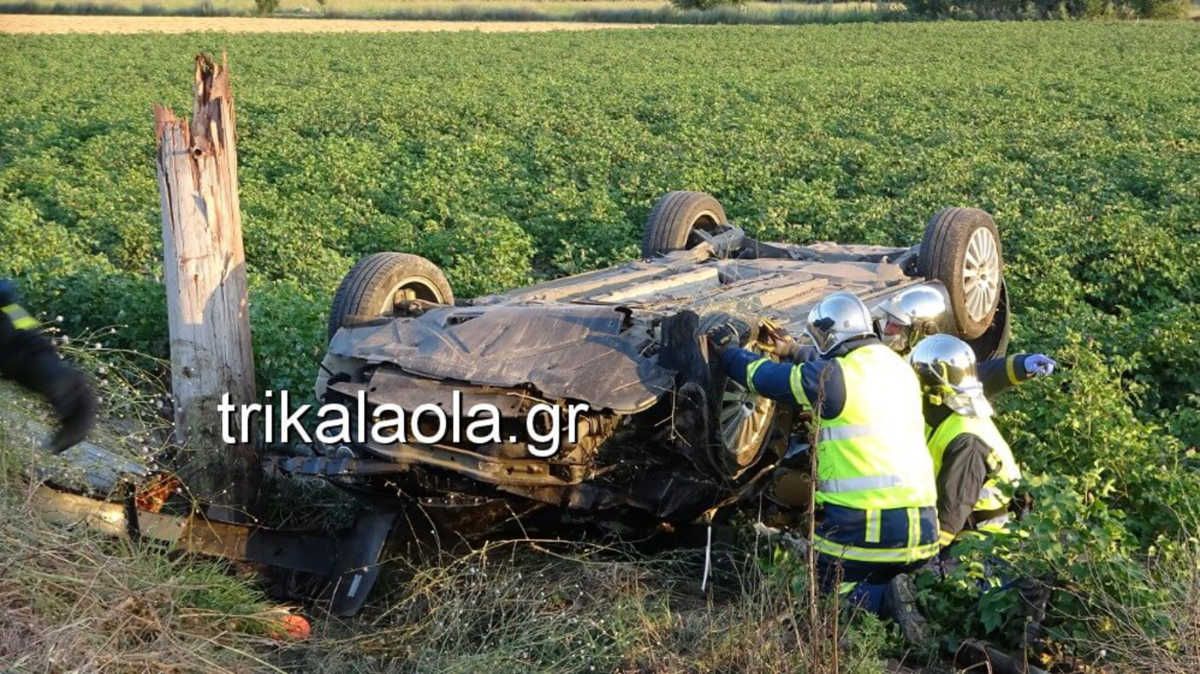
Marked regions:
[942,382,994,418]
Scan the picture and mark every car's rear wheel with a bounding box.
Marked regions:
[641,191,727,258]
[966,279,1011,362]
[327,252,454,342]
[918,208,1003,340]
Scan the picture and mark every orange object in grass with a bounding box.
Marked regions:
[278,614,311,640]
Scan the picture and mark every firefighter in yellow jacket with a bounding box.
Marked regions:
[709,291,938,644]
[907,334,1055,545]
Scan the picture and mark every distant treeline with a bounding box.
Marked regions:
[906,0,1189,18]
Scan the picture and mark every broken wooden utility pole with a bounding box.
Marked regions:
[154,53,259,519]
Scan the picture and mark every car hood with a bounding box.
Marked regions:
[327,304,675,413]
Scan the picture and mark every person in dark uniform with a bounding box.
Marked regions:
[908,333,1056,647]
[907,333,1055,545]
[1,280,96,452]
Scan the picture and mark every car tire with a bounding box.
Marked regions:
[641,191,728,258]
[711,368,776,479]
[966,279,1011,362]
[918,208,1003,340]
[695,313,776,479]
[327,252,454,342]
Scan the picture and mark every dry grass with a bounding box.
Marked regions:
[1048,530,1200,673]
[0,466,889,672]
[0,443,297,672]
[3,335,1196,672]
[1,0,896,12]
[290,535,892,673]
[0,364,293,672]
[0,371,888,672]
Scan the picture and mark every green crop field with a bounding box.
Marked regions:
[2,22,1199,669]
[0,0,907,25]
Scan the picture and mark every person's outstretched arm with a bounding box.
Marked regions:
[979,353,1055,398]
[718,347,846,419]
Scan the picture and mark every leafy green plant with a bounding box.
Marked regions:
[1,26,1197,667]
[920,473,1198,664]
[417,214,535,298]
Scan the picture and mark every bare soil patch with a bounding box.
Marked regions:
[0,13,654,33]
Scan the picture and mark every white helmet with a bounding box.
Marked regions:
[805,291,874,356]
[875,286,947,352]
[908,334,993,417]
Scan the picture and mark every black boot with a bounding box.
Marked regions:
[884,573,932,648]
[1017,575,1052,651]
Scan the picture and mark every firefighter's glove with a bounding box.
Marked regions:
[705,321,748,356]
[42,360,97,453]
[1026,354,1056,377]
[757,318,791,354]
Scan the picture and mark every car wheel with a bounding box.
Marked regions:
[714,371,776,479]
[966,279,1011,362]
[327,252,454,342]
[641,191,727,258]
[918,207,1003,340]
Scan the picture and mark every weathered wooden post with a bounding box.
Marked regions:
[154,53,258,519]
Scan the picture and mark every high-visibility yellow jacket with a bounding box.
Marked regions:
[927,412,1022,539]
[808,343,937,511]
[724,339,940,564]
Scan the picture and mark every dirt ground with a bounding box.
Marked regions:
[0,13,654,33]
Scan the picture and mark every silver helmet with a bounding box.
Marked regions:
[805,291,874,356]
[908,334,993,417]
[874,286,947,352]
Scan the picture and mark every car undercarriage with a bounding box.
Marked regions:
[307,192,1011,537]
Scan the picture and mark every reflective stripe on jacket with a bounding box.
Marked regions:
[811,343,937,511]
[812,503,940,564]
[927,413,1022,530]
[1,303,37,331]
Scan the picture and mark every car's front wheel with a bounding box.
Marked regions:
[326,252,454,342]
[714,371,776,479]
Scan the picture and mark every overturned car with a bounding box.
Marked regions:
[307,192,1010,534]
